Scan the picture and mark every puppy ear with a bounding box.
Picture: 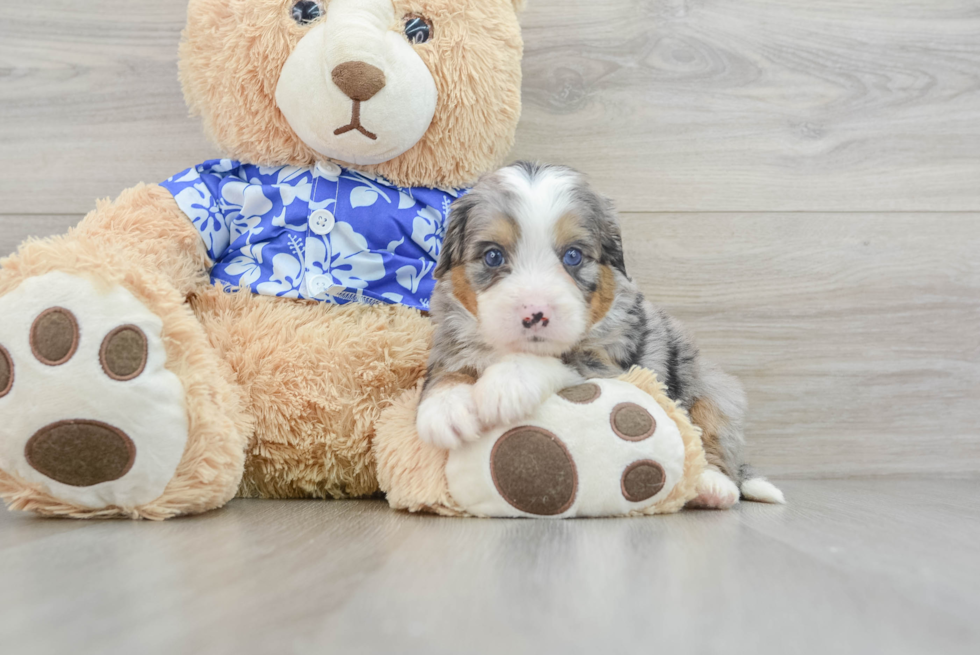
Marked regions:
[435,193,476,279]
[597,197,628,278]
[577,186,628,278]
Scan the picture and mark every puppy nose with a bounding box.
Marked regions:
[521,306,552,329]
[331,61,386,101]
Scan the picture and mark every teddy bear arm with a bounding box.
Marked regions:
[72,183,213,297]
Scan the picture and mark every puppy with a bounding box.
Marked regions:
[416,162,783,508]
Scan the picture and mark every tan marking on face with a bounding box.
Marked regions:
[451,266,479,316]
[473,214,521,252]
[689,398,736,478]
[553,212,589,250]
[589,265,616,325]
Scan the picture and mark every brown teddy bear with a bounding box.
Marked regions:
[0,0,708,519]
[0,0,525,519]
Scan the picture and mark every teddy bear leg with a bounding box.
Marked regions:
[189,286,434,501]
[0,185,251,519]
[437,374,706,518]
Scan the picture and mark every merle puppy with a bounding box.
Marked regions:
[416,162,782,508]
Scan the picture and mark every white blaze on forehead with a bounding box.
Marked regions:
[496,165,581,266]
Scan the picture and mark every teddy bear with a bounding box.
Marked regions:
[0,0,706,519]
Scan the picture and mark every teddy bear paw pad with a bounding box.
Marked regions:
[445,379,687,518]
[0,272,188,509]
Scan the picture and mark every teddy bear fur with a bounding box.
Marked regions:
[180,0,524,189]
[0,0,525,519]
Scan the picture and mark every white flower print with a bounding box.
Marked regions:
[279,181,312,207]
[172,182,229,257]
[411,206,445,259]
[170,169,198,184]
[305,222,385,290]
[224,243,266,287]
[220,179,273,242]
[398,190,416,210]
[271,166,312,206]
[255,253,302,298]
[211,159,237,173]
[271,206,312,233]
[350,186,383,208]
[396,259,435,294]
[345,170,393,209]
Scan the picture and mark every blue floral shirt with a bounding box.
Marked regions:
[160,159,465,311]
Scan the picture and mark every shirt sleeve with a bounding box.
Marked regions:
[160,162,232,261]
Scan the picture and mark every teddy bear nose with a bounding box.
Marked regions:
[331,61,387,102]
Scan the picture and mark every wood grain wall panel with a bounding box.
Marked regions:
[0,2,215,215]
[514,1,980,211]
[0,216,81,257]
[2,1,979,213]
[621,212,980,476]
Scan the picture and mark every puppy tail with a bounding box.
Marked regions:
[740,476,786,504]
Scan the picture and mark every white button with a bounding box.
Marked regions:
[315,161,341,178]
[310,210,335,235]
[307,275,330,297]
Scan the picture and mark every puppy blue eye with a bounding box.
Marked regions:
[405,16,432,44]
[484,249,504,268]
[292,1,322,25]
[563,248,583,267]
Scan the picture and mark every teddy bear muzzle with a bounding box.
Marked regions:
[275,0,438,166]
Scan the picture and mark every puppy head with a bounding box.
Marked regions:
[436,162,627,356]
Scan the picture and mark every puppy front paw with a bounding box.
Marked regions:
[416,384,482,450]
[472,365,545,429]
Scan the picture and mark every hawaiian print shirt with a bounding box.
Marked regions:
[160,159,465,311]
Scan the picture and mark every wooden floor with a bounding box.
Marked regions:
[0,479,976,655]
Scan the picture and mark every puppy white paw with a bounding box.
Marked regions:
[689,468,740,509]
[416,384,482,450]
[472,363,546,429]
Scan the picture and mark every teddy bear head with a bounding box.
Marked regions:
[179,0,525,189]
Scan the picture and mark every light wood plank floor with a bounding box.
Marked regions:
[0,479,977,655]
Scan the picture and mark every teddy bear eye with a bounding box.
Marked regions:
[292,0,323,25]
[404,15,432,44]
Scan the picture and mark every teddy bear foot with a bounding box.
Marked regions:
[0,271,190,512]
[444,379,692,518]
